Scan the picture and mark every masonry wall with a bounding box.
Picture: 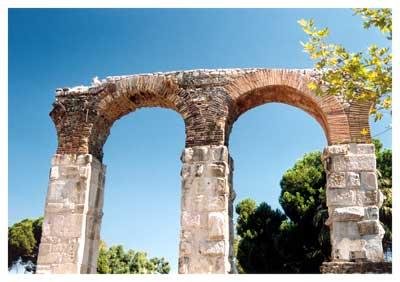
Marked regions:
[179,145,235,273]
[36,154,105,274]
[36,68,386,274]
[323,144,385,263]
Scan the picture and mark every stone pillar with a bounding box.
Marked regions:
[322,144,385,268]
[36,154,106,274]
[178,145,235,274]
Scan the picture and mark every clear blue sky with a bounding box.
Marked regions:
[8,9,391,273]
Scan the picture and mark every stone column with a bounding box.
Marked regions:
[36,154,106,274]
[178,145,235,274]
[322,143,385,271]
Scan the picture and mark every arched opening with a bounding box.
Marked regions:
[100,107,185,273]
[225,69,353,146]
[77,76,188,273]
[229,91,330,273]
[37,69,383,274]
[234,85,330,143]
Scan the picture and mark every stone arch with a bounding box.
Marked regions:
[96,75,183,122]
[50,75,194,161]
[38,68,386,274]
[224,69,354,145]
[91,75,188,159]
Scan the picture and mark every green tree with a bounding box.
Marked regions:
[8,217,43,273]
[8,218,170,274]
[96,243,170,274]
[235,140,391,273]
[374,139,392,251]
[235,199,287,273]
[299,8,392,122]
[279,151,330,272]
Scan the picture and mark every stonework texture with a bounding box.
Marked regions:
[179,145,235,273]
[49,68,372,161]
[36,68,385,274]
[37,154,105,274]
[323,144,385,264]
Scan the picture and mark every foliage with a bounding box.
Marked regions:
[8,217,170,274]
[235,140,392,273]
[235,199,287,273]
[279,151,331,272]
[96,242,170,274]
[299,8,392,122]
[373,139,392,250]
[8,217,43,273]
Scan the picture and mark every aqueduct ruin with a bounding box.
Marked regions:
[36,68,389,274]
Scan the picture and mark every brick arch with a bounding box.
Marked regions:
[93,75,189,158]
[50,75,193,161]
[224,69,352,145]
[94,74,233,152]
[96,75,184,122]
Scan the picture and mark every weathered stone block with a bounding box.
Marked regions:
[178,257,189,274]
[360,172,378,191]
[206,163,226,177]
[330,155,347,172]
[181,212,201,227]
[193,147,209,162]
[181,148,194,163]
[210,146,228,161]
[346,172,360,188]
[193,178,207,195]
[325,144,349,155]
[208,196,226,211]
[349,250,367,262]
[200,241,225,256]
[45,202,64,213]
[51,154,76,166]
[37,252,56,265]
[332,207,364,222]
[194,164,204,177]
[208,212,225,239]
[215,178,228,195]
[181,230,192,240]
[60,166,79,178]
[364,206,379,220]
[356,144,375,155]
[193,177,226,196]
[76,154,92,165]
[50,167,60,179]
[181,193,191,211]
[180,241,192,256]
[38,243,51,256]
[182,178,192,191]
[364,237,385,262]
[345,155,376,171]
[359,191,378,206]
[194,195,205,211]
[332,221,360,240]
[357,220,380,236]
[327,172,346,188]
[79,167,89,179]
[327,189,356,206]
